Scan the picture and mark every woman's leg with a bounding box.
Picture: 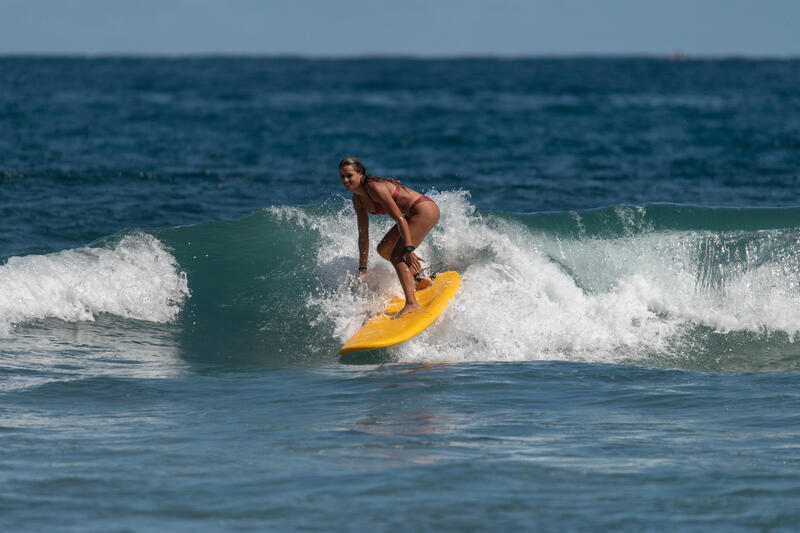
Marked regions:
[388,202,440,317]
[377,225,430,291]
[376,224,400,262]
[377,203,440,272]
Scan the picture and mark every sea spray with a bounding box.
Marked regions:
[301,197,800,364]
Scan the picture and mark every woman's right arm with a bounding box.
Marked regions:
[353,196,369,274]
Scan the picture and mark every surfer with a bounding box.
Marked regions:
[339,156,440,318]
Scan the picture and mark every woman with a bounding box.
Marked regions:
[339,156,440,318]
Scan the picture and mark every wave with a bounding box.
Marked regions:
[300,195,800,369]
[3,194,800,371]
[0,232,189,337]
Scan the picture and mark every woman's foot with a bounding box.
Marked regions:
[394,303,421,319]
[414,270,432,290]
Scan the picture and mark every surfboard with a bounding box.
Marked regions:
[339,271,461,355]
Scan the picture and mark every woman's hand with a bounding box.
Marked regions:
[404,251,424,275]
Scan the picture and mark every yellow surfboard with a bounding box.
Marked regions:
[339,271,461,355]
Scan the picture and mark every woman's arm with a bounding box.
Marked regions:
[367,182,413,248]
[366,182,420,272]
[353,196,370,273]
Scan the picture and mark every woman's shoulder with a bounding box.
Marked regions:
[364,179,388,193]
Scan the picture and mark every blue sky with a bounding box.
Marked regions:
[1,0,798,57]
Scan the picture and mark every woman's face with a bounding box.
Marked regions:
[339,165,363,191]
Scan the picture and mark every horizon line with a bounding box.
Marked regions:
[2,51,799,61]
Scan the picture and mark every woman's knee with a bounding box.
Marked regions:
[389,247,406,265]
[376,242,392,260]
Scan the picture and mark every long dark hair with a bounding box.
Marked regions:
[338,157,404,189]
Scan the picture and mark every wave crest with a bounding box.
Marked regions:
[0,232,189,336]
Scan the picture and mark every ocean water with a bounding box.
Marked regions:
[2,57,800,531]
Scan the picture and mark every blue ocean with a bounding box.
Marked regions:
[2,57,800,531]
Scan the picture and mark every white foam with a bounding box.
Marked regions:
[303,194,800,363]
[0,232,189,336]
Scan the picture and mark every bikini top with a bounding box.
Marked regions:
[362,184,400,215]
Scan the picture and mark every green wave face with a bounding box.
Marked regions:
[155,208,329,364]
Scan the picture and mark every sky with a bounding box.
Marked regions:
[0,0,798,57]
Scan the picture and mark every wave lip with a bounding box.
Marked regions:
[0,232,189,336]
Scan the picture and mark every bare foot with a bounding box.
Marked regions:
[415,277,432,290]
[414,268,432,290]
[393,304,421,319]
